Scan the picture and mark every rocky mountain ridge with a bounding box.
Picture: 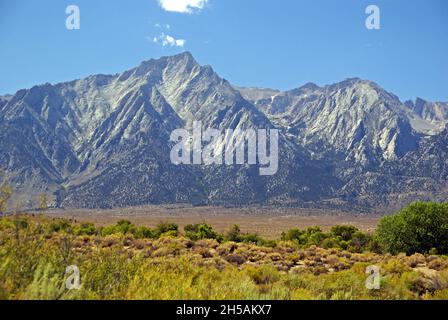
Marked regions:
[1,52,447,212]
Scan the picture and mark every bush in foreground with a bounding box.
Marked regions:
[377,202,448,255]
[2,215,448,300]
[184,224,223,242]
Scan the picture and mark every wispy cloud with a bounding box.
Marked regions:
[155,23,171,29]
[153,33,186,47]
[157,0,208,14]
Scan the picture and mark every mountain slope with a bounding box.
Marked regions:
[240,79,423,169]
[1,52,447,211]
[404,98,448,134]
[337,130,448,212]
[1,53,335,209]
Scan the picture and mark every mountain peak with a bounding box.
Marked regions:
[415,97,428,105]
[172,51,194,59]
[139,51,195,64]
[165,51,197,64]
[324,78,398,101]
[2,53,448,211]
[336,77,374,87]
[299,82,320,90]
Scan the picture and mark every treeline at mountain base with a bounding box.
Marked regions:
[1,202,448,300]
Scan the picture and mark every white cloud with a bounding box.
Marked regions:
[153,33,186,47]
[154,23,170,29]
[157,0,208,13]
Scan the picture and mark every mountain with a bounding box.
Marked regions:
[240,79,434,168]
[236,87,281,102]
[0,53,335,209]
[404,98,448,134]
[1,52,447,212]
[238,79,448,212]
[337,129,448,212]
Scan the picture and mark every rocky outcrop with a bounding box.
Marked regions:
[0,52,447,211]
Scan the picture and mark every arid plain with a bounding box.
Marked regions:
[43,206,381,239]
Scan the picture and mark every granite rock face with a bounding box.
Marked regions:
[1,52,447,212]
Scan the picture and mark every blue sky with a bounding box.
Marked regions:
[0,0,447,101]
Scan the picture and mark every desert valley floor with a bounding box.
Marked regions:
[43,206,381,239]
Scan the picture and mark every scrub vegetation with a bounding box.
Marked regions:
[1,202,448,300]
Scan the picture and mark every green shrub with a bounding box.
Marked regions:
[240,233,262,244]
[300,227,323,246]
[280,226,372,251]
[155,222,178,237]
[258,239,277,248]
[307,231,327,246]
[224,225,273,247]
[281,229,302,242]
[184,224,223,242]
[49,219,73,233]
[348,232,371,253]
[331,225,359,241]
[76,223,97,236]
[322,237,338,249]
[100,225,118,237]
[376,202,448,255]
[281,227,324,246]
[134,226,157,239]
[245,265,280,285]
[367,235,383,254]
[226,225,242,242]
[116,220,135,235]
[99,221,159,239]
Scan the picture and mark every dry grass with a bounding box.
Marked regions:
[2,216,448,300]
